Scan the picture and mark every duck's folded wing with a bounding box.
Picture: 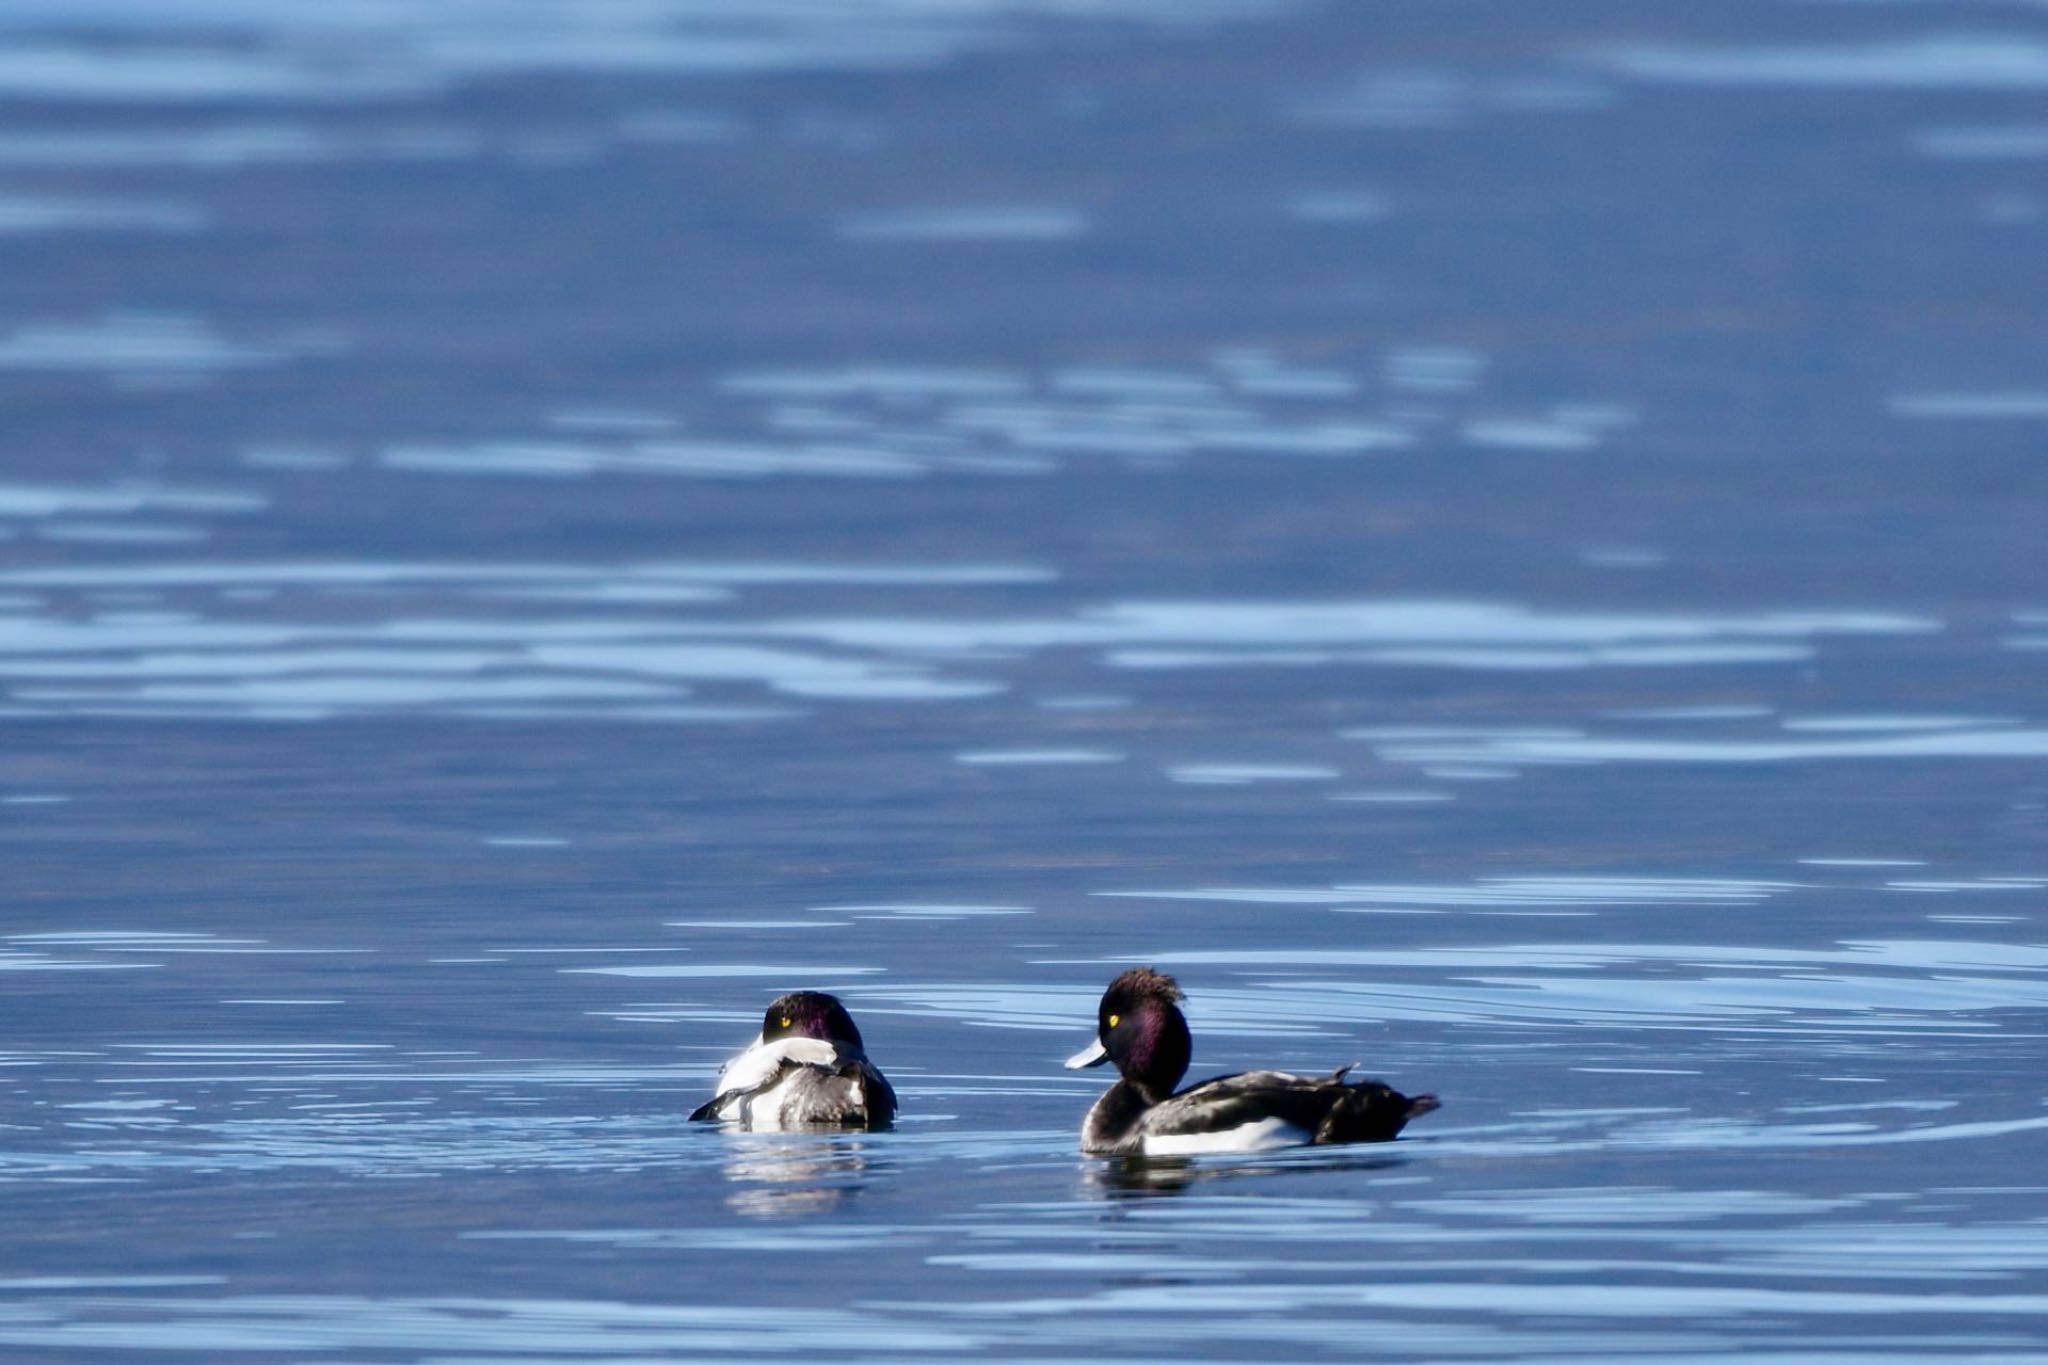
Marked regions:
[689,1036,842,1122]
[1134,1070,1334,1148]
[688,1092,737,1122]
[848,1059,897,1127]
[1139,1070,1430,1149]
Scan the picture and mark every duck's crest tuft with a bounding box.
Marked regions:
[1109,966,1184,1004]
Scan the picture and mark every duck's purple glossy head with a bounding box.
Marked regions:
[1066,967,1192,1100]
[760,991,866,1050]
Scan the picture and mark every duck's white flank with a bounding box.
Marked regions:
[1141,1116,1313,1155]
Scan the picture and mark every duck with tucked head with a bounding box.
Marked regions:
[690,991,896,1130]
[1066,967,1437,1155]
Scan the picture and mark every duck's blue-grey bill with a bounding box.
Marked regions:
[1065,1037,1110,1069]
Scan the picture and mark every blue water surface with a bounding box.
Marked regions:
[2,0,2047,1360]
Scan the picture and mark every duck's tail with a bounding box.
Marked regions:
[1314,1079,1439,1143]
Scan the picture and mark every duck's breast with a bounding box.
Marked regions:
[751,1059,893,1129]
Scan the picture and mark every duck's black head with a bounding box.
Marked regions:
[1069,967,1192,1101]
[761,991,865,1050]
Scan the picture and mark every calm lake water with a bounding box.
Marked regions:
[4,0,2047,1360]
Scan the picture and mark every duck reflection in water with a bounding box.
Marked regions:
[1087,1146,1418,1198]
[719,1133,879,1218]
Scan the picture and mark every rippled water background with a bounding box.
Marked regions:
[4,0,2048,1359]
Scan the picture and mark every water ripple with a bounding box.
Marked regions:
[0,563,1935,721]
[1054,933,2048,1035]
[1362,723,2048,766]
[0,314,336,378]
[0,1292,978,1356]
[0,0,1295,106]
[1596,37,2048,90]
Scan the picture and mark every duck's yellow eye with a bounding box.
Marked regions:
[1107,1013,1120,1029]
[779,1016,792,1028]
